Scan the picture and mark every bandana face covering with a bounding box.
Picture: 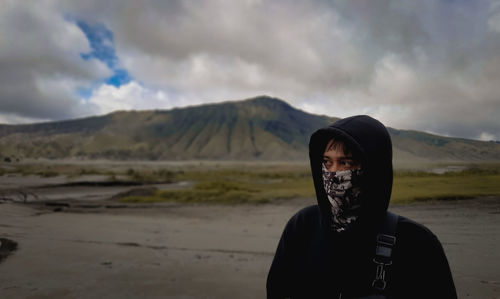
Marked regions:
[321,164,364,233]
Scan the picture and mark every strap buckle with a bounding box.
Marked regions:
[372,262,387,290]
[371,233,396,290]
[373,234,396,264]
[377,234,396,247]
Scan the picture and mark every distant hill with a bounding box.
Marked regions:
[1,96,499,162]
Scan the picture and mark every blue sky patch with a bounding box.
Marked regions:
[76,86,94,99]
[78,21,116,68]
[77,20,132,88]
[106,69,132,86]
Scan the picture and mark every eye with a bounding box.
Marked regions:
[341,159,355,167]
[323,159,332,166]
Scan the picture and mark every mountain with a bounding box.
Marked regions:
[1,96,499,162]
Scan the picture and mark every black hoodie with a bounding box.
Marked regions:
[267,115,457,298]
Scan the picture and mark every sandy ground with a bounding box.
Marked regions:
[1,196,500,298]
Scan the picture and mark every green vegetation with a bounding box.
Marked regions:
[2,161,500,205]
[119,164,500,204]
[121,181,265,204]
[392,167,500,203]
[120,166,314,204]
[125,168,176,183]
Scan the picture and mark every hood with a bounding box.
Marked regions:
[309,115,393,235]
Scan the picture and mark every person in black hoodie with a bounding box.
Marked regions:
[267,115,457,298]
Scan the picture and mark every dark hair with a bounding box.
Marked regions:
[324,137,360,162]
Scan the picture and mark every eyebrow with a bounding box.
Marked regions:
[323,155,354,159]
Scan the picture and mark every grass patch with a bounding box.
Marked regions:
[392,172,500,203]
[121,181,264,204]
[119,167,315,204]
[125,168,176,183]
[35,170,59,178]
[5,161,500,204]
[120,165,500,204]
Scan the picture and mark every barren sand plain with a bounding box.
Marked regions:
[1,181,499,298]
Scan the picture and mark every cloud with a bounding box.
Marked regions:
[479,132,495,141]
[1,0,499,140]
[112,1,365,95]
[87,81,172,114]
[0,1,111,122]
[489,0,500,33]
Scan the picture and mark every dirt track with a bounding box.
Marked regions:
[1,197,499,298]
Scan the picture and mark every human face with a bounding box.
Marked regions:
[323,140,360,172]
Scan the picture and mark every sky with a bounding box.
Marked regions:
[0,0,499,141]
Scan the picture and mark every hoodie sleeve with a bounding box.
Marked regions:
[389,219,457,299]
[266,215,296,299]
[267,205,321,298]
[414,234,457,299]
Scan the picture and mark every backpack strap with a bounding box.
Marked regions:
[372,211,398,291]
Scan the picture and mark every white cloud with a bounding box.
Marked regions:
[87,81,172,114]
[479,132,496,141]
[0,0,112,121]
[0,113,50,125]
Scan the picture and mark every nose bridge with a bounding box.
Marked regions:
[328,160,339,172]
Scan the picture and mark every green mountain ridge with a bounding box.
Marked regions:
[1,96,499,162]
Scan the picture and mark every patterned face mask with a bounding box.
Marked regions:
[321,164,364,233]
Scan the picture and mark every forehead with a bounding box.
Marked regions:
[323,139,349,155]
